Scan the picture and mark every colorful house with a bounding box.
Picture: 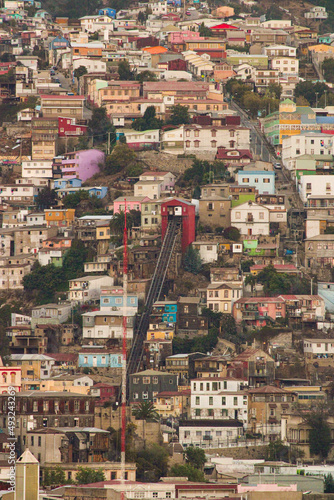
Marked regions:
[100,287,138,313]
[44,209,75,227]
[152,300,177,324]
[78,349,122,368]
[61,149,105,182]
[113,196,150,214]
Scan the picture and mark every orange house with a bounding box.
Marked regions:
[44,209,75,227]
[71,45,102,58]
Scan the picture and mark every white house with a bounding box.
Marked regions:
[270,57,299,76]
[192,241,218,264]
[305,6,328,19]
[68,276,114,303]
[22,160,53,179]
[231,201,270,236]
[260,20,292,29]
[121,129,160,150]
[282,133,334,167]
[151,0,167,15]
[31,303,72,324]
[179,419,244,449]
[0,184,38,203]
[304,338,334,358]
[72,58,107,73]
[191,377,248,425]
[299,175,334,203]
[82,310,135,341]
[263,45,296,58]
[162,125,250,155]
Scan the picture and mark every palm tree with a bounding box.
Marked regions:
[110,211,134,236]
[132,401,159,449]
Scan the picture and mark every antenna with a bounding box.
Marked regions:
[121,200,128,491]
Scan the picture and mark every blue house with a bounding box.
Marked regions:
[99,8,116,17]
[54,178,82,190]
[100,288,138,312]
[55,186,108,200]
[318,282,334,313]
[49,35,71,51]
[79,350,122,368]
[237,170,275,195]
[152,300,177,324]
[89,187,108,199]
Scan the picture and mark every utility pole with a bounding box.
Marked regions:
[107,132,111,156]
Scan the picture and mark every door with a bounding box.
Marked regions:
[248,228,252,236]
[93,356,97,367]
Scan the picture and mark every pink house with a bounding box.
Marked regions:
[113,196,150,214]
[233,297,286,328]
[61,149,105,182]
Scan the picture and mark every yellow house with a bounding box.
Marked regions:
[207,283,243,314]
[44,208,75,227]
[146,329,174,341]
[155,389,190,417]
[96,223,110,240]
[10,354,55,380]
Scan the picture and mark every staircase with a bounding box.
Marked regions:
[126,218,180,384]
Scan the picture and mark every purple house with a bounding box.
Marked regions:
[61,149,105,182]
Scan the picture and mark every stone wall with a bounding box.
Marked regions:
[206,445,267,460]
[137,151,194,175]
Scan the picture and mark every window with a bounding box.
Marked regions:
[259,212,264,220]
[234,397,238,405]
[143,377,150,384]
[236,211,241,219]
[263,178,270,183]
[222,397,226,405]
[224,290,228,298]
[142,392,148,399]
[43,401,49,412]
[196,396,200,405]
[153,377,158,384]
[33,401,38,412]
[166,493,171,498]
[153,493,158,498]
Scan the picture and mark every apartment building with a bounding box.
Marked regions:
[68,275,114,303]
[206,282,243,314]
[233,297,286,328]
[190,377,248,425]
[82,310,135,342]
[40,95,85,119]
[299,175,334,203]
[22,160,53,179]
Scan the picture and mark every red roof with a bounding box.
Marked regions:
[48,353,78,362]
[210,23,239,30]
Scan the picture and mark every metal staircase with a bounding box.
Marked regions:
[126,218,180,382]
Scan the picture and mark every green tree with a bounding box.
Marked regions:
[265,440,288,461]
[223,226,240,241]
[170,464,205,482]
[185,446,206,469]
[74,65,88,85]
[192,185,201,199]
[294,81,330,107]
[105,143,138,175]
[75,467,105,485]
[110,210,140,238]
[241,259,254,273]
[22,262,65,303]
[132,105,163,131]
[168,104,191,126]
[183,244,202,274]
[88,107,115,144]
[267,83,282,99]
[132,401,159,449]
[35,187,58,210]
[324,474,334,493]
[43,466,67,487]
[199,22,212,37]
[136,444,169,482]
[303,404,332,459]
[323,58,334,84]
[136,70,157,83]
[243,91,261,118]
[62,240,88,280]
[118,59,133,80]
